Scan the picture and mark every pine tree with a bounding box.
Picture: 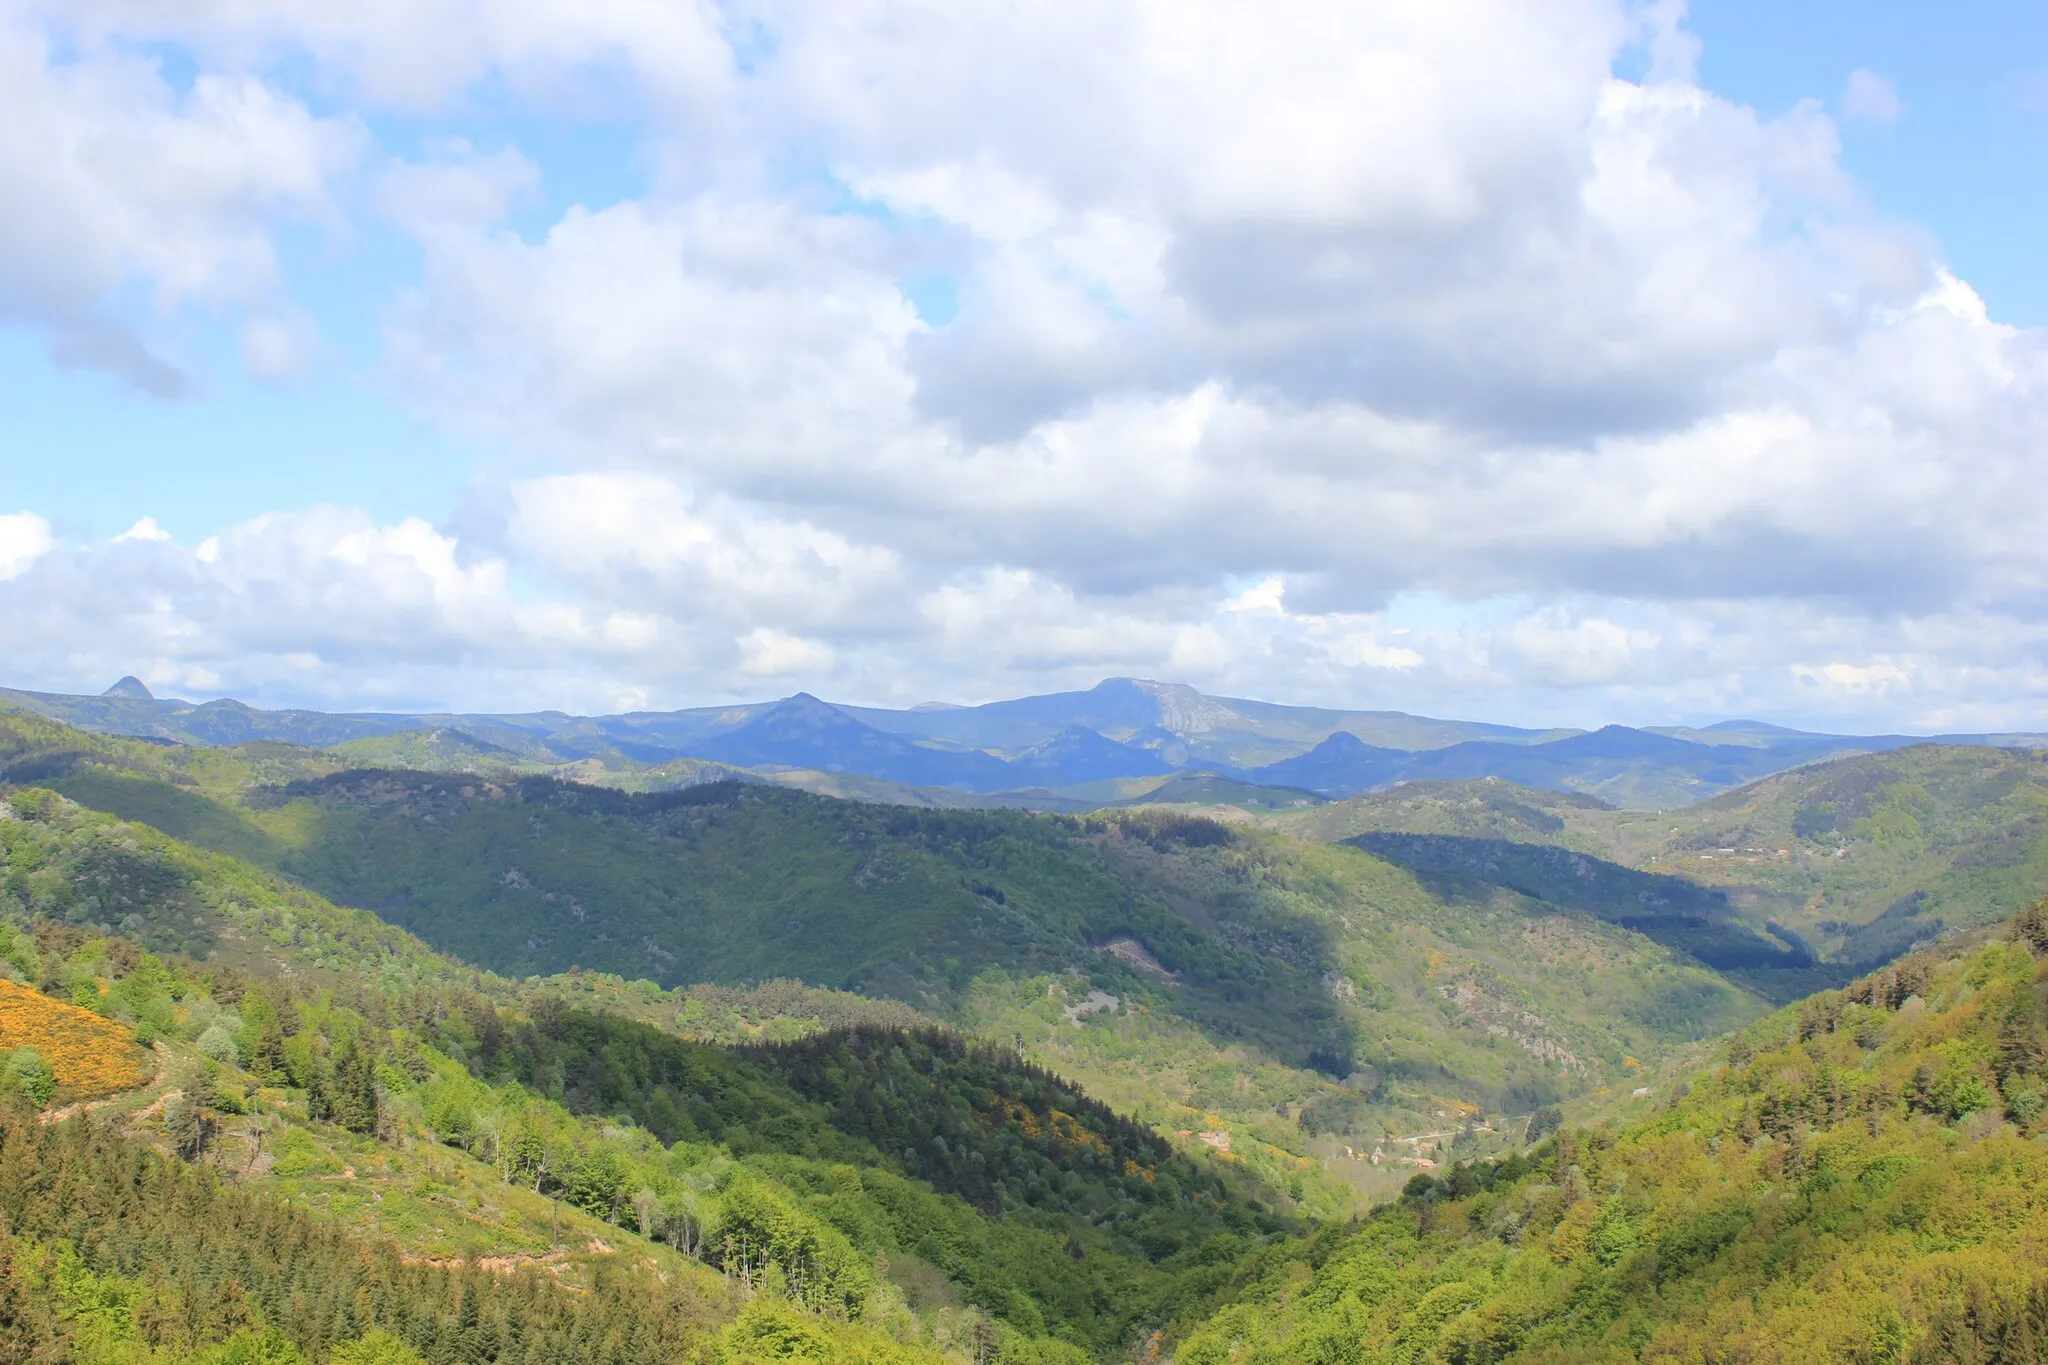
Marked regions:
[0,1220,58,1363]
[165,1064,219,1160]
[251,1019,290,1087]
[331,1043,379,1136]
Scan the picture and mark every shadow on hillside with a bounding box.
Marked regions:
[1089,820,1364,1080]
[1348,832,1850,1004]
[41,771,293,871]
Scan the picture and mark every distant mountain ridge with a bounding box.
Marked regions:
[4,675,2045,810]
[1236,722,2048,809]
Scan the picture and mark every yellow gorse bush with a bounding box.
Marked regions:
[0,978,148,1097]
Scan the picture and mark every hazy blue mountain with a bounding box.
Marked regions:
[838,676,1571,765]
[1006,725,1176,784]
[838,677,1230,750]
[1241,725,1884,809]
[0,684,428,747]
[683,702,1178,792]
[683,693,1021,789]
[2,675,1563,769]
[1241,731,1412,793]
[9,675,2046,810]
[1646,718,1988,752]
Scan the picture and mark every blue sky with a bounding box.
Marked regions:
[1,0,2046,731]
[1694,0,2048,324]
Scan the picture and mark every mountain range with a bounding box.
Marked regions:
[6,675,2046,810]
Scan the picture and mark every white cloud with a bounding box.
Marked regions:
[0,513,55,580]
[240,309,321,380]
[374,143,541,236]
[115,517,172,543]
[0,8,358,390]
[47,0,735,114]
[502,474,908,630]
[1841,68,1905,125]
[737,627,835,677]
[1505,608,1660,687]
[1792,658,1914,696]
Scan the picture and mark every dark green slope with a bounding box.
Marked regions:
[1272,778,1618,849]
[1279,749,2048,987]
[1345,832,1836,1002]
[56,765,1768,1105]
[228,773,1352,1070]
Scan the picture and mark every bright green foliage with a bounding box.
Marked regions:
[196,1326,308,1364]
[714,1298,951,1364]
[1172,906,2048,1362]
[419,1002,1278,1350]
[61,705,2048,1358]
[1666,745,2048,964]
[0,1110,720,1364]
[327,1330,429,1365]
[1342,831,1841,1002]
[1273,779,1620,850]
[0,1046,54,1108]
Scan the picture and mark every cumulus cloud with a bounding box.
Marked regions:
[0,8,360,390]
[737,627,835,677]
[1504,608,1660,687]
[113,517,172,543]
[45,0,735,114]
[0,514,55,581]
[5,0,2048,730]
[502,474,908,632]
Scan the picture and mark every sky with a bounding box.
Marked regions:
[1,0,2045,732]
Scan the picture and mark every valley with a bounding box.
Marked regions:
[5,686,2048,1361]
[0,704,1760,1208]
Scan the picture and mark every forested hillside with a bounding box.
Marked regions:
[0,786,1295,1361]
[0,1109,753,1365]
[0,703,1773,1185]
[1343,833,1837,1002]
[1175,905,2048,1361]
[1268,779,1621,850]
[1274,748,2048,985]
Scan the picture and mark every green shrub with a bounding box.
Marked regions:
[0,1048,55,1109]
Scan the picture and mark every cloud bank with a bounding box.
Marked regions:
[3,0,2045,729]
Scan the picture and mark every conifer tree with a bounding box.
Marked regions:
[331,1042,379,1136]
[165,1063,220,1160]
[0,1220,58,1362]
[250,1018,290,1086]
